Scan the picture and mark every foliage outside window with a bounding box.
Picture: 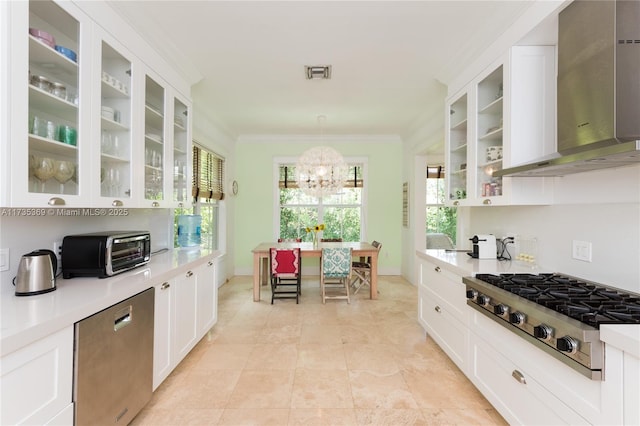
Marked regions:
[278,164,363,242]
[426,166,457,244]
[175,143,224,249]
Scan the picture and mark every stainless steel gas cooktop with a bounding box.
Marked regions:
[463,273,640,380]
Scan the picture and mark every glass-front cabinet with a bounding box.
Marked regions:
[99,39,132,206]
[474,65,504,202]
[3,0,193,208]
[172,97,190,206]
[144,75,166,206]
[445,46,554,207]
[446,93,469,204]
[11,1,84,206]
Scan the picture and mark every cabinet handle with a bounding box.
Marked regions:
[112,199,123,207]
[434,266,441,272]
[160,282,170,290]
[435,305,442,313]
[186,270,193,278]
[453,200,460,206]
[48,197,65,206]
[151,201,160,207]
[207,261,214,266]
[483,199,492,205]
[512,370,527,384]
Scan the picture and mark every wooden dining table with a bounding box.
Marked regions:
[251,241,379,302]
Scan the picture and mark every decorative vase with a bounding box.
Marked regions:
[312,233,318,249]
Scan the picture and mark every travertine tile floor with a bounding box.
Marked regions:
[132,275,508,425]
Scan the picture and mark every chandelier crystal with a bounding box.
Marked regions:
[295,145,348,198]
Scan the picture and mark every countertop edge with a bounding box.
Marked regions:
[600,325,640,359]
[1,249,223,357]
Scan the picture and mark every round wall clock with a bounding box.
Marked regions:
[232,180,238,195]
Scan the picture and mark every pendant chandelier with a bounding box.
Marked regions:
[295,116,348,198]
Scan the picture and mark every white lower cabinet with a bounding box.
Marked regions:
[153,279,174,389]
[153,259,218,390]
[468,309,624,425]
[418,259,468,371]
[196,260,218,336]
[469,331,587,425]
[0,327,73,425]
[173,268,199,361]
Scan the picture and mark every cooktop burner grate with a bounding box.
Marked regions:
[474,273,640,327]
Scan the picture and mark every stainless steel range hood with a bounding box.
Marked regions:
[496,0,640,178]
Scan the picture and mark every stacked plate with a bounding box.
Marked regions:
[29,28,55,48]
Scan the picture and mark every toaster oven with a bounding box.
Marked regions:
[61,231,151,278]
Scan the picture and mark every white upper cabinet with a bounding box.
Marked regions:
[6,0,87,207]
[446,46,555,207]
[2,0,192,208]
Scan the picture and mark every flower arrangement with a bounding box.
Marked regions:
[305,223,325,247]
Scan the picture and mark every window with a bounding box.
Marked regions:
[175,143,224,249]
[278,163,364,242]
[426,165,457,246]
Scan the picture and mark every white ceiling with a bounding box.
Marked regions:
[107,1,537,140]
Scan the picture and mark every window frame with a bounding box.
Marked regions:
[273,156,368,242]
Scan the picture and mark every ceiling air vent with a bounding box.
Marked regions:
[305,65,331,80]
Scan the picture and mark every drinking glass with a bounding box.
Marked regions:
[53,160,74,193]
[33,157,55,192]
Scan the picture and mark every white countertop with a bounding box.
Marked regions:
[416,249,549,277]
[0,248,221,357]
[416,249,640,359]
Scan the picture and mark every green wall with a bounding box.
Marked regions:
[234,138,403,274]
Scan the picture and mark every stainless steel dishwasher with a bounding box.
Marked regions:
[74,288,154,425]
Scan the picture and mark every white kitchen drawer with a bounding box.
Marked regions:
[470,310,624,424]
[421,260,467,317]
[469,331,588,425]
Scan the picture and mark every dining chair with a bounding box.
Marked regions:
[320,247,352,304]
[278,238,302,243]
[351,241,382,295]
[320,238,343,242]
[269,247,302,304]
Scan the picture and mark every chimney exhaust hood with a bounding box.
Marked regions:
[495,0,640,178]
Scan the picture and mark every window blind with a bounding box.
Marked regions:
[192,143,224,201]
[278,165,363,189]
[427,165,445,179]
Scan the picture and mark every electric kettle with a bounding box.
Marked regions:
[14,249,57,296]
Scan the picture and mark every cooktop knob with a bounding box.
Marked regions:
[533,324,553,340]
[477,294,490,306]
[509,312,526,325]
[466,289,478,300]
[493,304,508,316]
[557,336,579,354]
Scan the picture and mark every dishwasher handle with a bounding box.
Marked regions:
[114,305,132,331]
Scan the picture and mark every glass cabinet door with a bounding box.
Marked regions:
[172,98,189,205]
[475,65,504,200]
[447,94,468,203]
[144,76,165,203]
[28,1,79,200]
[100,41,132,203]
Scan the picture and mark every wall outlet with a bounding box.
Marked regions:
[572,240,592,262]
[53,241,63,269]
